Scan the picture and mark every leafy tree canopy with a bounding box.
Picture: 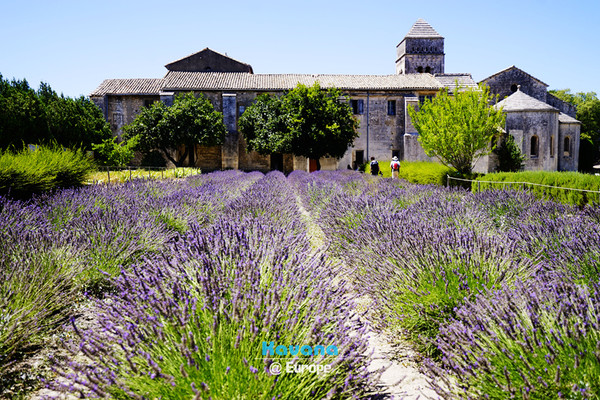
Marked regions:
[239,83,359,170]
[123,92,227,167]
[0,74,111,150]
[408,84,505,175]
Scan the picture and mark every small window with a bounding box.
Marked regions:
[387,100,396,116]
[511,84,519,93]
[425,66,431,73]
[564,136,571,157]
[419,95,434,104]
[144,99,155,108]
[417,66,424,73]
[351,99,364,115]
[530,135,539,157]
[550,136,554,157]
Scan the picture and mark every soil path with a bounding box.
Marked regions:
[295,195,440,399]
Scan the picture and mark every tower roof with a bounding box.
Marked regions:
[405,19,443,38]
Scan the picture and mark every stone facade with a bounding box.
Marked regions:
[90,20,580,173]
[492,89,581,172]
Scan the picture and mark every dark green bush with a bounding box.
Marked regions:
[0,145,96,199]
[473,171,600,206]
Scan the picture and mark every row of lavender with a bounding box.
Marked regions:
[1,171,377,398]
[290,171,600,399]
[0,171,258,377]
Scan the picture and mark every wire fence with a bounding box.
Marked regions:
[447,175,600,195]
[447,175,600,207]
[87,166,201,184]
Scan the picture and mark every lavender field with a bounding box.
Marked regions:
[1,170,599,399]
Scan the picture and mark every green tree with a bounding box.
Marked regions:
[239,82,359,170]
[494,133,525,172]
[0,75,48,148]
[549,89,600,171]
[408,84,505,175]
[123,92,227,167]
[0,74,111,150]
[92,135,140,166]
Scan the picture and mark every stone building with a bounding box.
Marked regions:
[479,66,580,172]
[90,19,579,172]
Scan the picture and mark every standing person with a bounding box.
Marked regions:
[369,156,380,176]
[390,156,401,179]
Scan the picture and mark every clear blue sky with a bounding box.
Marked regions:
[1,0,599,98]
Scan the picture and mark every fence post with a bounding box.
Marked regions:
[478,181,481,192]
[446,174,450,187]
[129,166,132,181]
[161,168,164,179]
[106,166,110,184]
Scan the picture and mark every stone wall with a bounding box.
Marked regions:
[558,122,580,171]
[482,68,547,102]
[396,38,444,74]
[547,93,577,118]
[506,110,559,171]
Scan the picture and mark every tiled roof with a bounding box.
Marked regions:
[559,112,581,124]
[405,19,443,38]
[90,79,164,96]
[434,73,477,92]
[495,89,558,112]
[161,71,443,91]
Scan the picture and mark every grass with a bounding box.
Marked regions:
[366,160,455,185]
[87,167,201,184]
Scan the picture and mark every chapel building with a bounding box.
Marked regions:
[90,19,580,173]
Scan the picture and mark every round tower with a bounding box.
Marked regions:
[396,19,445,75]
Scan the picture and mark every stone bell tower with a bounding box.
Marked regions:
[396,19,445,75]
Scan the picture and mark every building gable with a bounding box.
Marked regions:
[480,66,548,102]
[165,48,253,73]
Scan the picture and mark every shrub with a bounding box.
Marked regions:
[429,277,600,399]
[0,145,95,199]
[366,160,455,185]
[474,171,600,206]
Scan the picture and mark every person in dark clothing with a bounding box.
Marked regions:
[370,156,380,176]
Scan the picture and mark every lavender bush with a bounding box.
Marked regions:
[51,172,376,399]
[429,277,600,399]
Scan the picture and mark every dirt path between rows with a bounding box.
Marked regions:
[296,196,440,400]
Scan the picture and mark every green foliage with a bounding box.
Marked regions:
[0,145,96,199]
[549,89,600,171]
[408,84,506,174]
[239,83,359,170]
[494,133,525,172]
[474,171,600,206]
[0,74,112,150]
[238,93,289,154]
[123,92,227,167]
[92,135,139,166]
[399,161,455,185]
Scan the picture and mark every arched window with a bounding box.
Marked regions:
[511,84,519,93]
[564,136,571,157]
[530,135,539,157]
[417,66,424,73]
[425,66,431,73]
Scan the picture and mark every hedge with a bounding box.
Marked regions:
[473,171,600,206]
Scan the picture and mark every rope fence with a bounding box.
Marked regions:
[447,174,600,195]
